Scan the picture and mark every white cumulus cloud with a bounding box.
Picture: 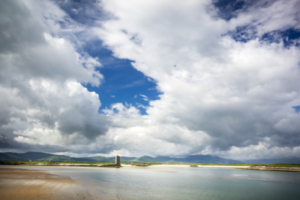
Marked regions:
[1,0,300,159]
[93,0,300,159]
[0,0,109,152]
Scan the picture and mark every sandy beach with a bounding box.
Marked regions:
[0,168,98,200]
[196,165,250,169]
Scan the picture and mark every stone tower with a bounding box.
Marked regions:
[115,155,120,166]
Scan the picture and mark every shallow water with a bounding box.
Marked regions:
[13,166,300,200]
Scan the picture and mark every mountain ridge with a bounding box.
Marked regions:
[0,152,240,164]
[1,152,299,164]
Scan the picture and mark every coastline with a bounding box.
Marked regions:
[141,164,300,172]
[197,165,250,169]
[246,166,300,172]
[2,163,300,172]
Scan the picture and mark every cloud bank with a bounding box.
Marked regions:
[1,0,300,159]
[0,0,109,153]
[95,0,300,159]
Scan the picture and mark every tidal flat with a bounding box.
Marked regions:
[1,165,300,200]
[0,168,98,200]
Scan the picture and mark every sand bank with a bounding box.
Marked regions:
[145,164,250,169]
[197,165,250,169]
[148,164,191,168]
[0,168,98,200]
[3,163,300,172]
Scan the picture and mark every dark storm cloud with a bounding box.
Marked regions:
[0,0,46,54]
[58,106,109,140]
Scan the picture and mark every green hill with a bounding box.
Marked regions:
[0,152,240,164]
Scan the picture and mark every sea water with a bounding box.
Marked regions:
[17,166,300,200]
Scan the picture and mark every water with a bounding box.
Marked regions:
[14,166,300,200]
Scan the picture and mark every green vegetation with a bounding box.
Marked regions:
[1,160,299,168]
[0,161,26,165]
[253,163,300,168]
[131,162,161,166]
[197,163,248,166]
[0,160,114,165]
[197,163,300,168]
[0,152,241,164]
[1,152,299,168]
[37,155,74,162]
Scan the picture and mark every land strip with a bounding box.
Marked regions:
[1,161,300,172]
[247,166,300,172]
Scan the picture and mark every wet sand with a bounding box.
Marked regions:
[0,168,98,200]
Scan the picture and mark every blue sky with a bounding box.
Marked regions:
[82,39,160,115]
[57,0,161,115]
[57,0,300,116]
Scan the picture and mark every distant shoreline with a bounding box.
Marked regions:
[1,163,300,172]
[148,164,300,172]
[244,166,300,172]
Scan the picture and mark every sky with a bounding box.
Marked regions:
[0,0,300,160]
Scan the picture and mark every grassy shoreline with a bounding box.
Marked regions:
[1,161,300,172]
[1,160,300,168]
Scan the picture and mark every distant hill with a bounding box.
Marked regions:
[131,155,240,164]
[176,155,240,164]
[0,152,78,162]
[243,158,300,164]
[3,152,299,164]
[0,152,133,163]
[0,152,240,164]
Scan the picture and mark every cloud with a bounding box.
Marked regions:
[139,94,149,101]
[94,0,300,158]
[227,0,300,34]
[0,0,109,152]
[121,80,144,88]
[1,0,300,159]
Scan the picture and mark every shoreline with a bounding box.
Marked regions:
[1,163,300,172]
[126,164,300,172]
[246,166,300,172]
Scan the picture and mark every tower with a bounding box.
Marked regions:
[115,155,120,166]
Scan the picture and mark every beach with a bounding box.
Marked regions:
[0,167,96,200]
[148,164,250,168]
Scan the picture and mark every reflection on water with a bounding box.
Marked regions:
[15,166,300,200]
